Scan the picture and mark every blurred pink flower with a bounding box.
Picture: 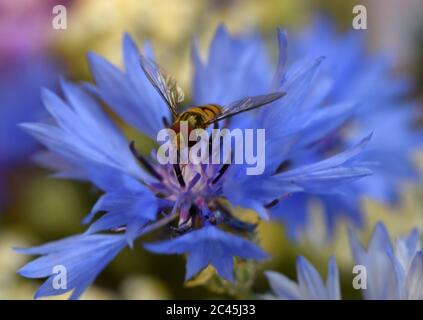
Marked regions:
[0,0,68,64]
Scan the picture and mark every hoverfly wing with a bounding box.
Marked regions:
[207,91,285,124]
[139,53,184,118]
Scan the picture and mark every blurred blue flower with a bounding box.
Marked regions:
[265,256,340,300]
[18,26,372,299]
[0,0,61,208]
[271,17,423,239]
[0,58,58,207]
[265,223,423,300]
[349,222,423,300]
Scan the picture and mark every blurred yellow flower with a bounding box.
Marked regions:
[120,275,171,299]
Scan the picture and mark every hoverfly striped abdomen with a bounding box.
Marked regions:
[174,104,222,130]
[170,104,222,151]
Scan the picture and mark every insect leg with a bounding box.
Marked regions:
[216,202,257,232]
[173,164,185,187]
[173,149,186,187]
[129,141,162,181]
[162,116,169,127]
[208,121,219,159]
[211,163,230,184]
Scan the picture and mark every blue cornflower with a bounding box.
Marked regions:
[349,222,423,300]
[0,58,58,207]
[270,17,423,239]
[265,222,423,300]
[264,256,340,300]
[18,26,371,299]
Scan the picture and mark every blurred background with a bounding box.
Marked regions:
[1,0,423,299]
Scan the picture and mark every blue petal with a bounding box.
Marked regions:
[296,256,328,299]
[326,256,341,300]
[265,271,302,300]
[144,225,268,281]
[407,252,423,300]
[264,256,340,300]
[20,83,152,185]
[348,226,366,266]
[348,222,400,299]
[368,222,393,254]
[17,234,126,299]
[394,228,420,272]
[270,28,288,88]
[88,35,170,138]
[269,193,308,240]
[83,181,158,246]
[192,24,272,105]
[271,134,373,193]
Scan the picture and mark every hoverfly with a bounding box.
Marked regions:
[136,53,285,187]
